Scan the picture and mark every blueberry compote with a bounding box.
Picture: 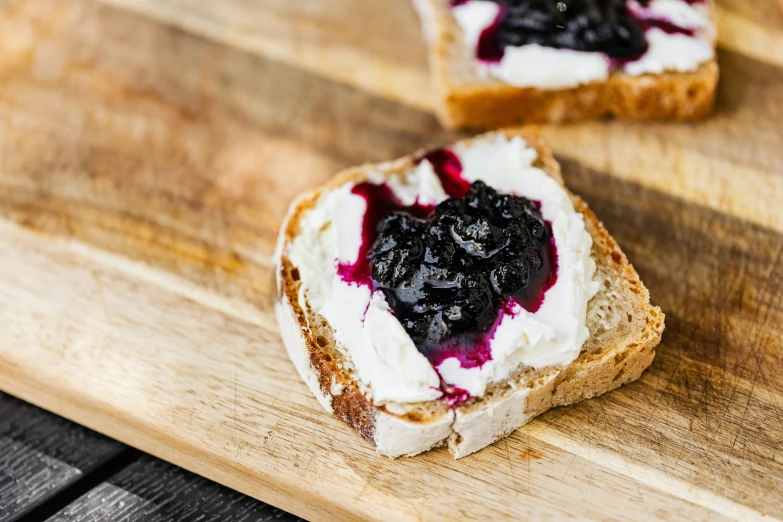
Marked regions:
[368,180,557,368]
[459,0,703,63]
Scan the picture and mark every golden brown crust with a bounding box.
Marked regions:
[278,222,380,444]
[436,62,719,129]
[274,128,664,457]
[540,201,664,409]
[419,0,719,129]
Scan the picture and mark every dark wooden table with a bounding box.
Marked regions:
[0,392,304,522]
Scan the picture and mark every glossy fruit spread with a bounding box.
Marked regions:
[338,149,557,372]
[455,0,706,63]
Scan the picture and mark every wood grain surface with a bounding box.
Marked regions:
[0,393,126,522]
[48,456,304,522]
[0,0,781,520]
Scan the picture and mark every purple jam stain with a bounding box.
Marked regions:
[421,148,471,198]
[635,16,697,37]
[421,290,552,372]
[514,231,558,313]
[476,6,506,63]
[441,386,471,405]
[423,297,517,370]
[448,0,506,62]
[426,332,494,369]
[337,183,434,287]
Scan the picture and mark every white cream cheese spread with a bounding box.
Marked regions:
[287,135,599,404]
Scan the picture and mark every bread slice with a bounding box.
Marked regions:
[274,128,664,459]
[413,0,719,129]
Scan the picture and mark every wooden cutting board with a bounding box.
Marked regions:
[1,0,782,520]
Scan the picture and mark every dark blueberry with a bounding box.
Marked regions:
[463,180,494,210]
[435,196,465,214]
[460,273,497,326]
[527,215,546,240]
[449,215,508,258]
[426,312,451,345]
[490,259,529,294]
[494,193,530,220]
[368,180,557,354]
[524,247,545,272]
[483,0,654,62]
[369,214,426,287]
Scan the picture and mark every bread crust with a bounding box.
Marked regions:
[414,0,719,129]
[274,128,664,458]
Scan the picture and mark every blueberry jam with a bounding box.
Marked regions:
[337,184,433,287]
[368,180,557,367]
[455,0,705,63]
[421,149,471,198]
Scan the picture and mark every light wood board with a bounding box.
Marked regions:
[0,0,781,520]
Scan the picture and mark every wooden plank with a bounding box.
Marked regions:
[557,163,783,505]
[96,0,434,111]
[0,393,126,522]
[2,189,775,521]
[717,8,783,69]
[0,0,780,521]
[3,0,781,240]
[92,0,783,105]
[0,0,448,305]
[720,0,783,30]
[539,48,783,233]
[47,456,303,522]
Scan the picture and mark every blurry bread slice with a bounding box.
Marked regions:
[413,0,719,129]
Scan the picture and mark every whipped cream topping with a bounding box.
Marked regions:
[452,0,715,90]
[287,136,599,404]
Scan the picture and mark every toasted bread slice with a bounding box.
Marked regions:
[274,128,664,458]
[413,0,719,129]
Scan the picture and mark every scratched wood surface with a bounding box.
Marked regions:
[0,0,781,520]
